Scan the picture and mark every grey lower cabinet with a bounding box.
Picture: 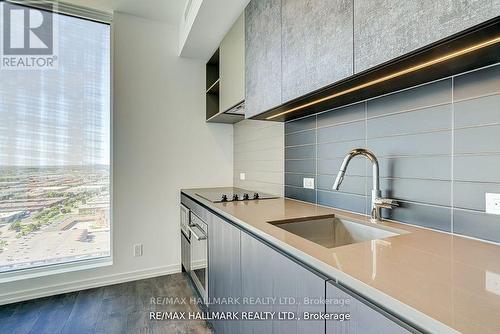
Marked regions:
[207,212,325,334]
[183,194,419,334]
[281,0,353,102]
[354,0,500,72]
[326,281,417,334]
[244,0,282,119]
[208,214,241,334]
[240,231,325,334]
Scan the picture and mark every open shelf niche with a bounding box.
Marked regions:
[206,49,220,120]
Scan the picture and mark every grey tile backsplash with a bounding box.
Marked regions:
[284,63,500,243]
[234,120,284,197]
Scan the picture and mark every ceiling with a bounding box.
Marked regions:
[179,0,250,60]
[63,0,249,60]
[63,0,187,25]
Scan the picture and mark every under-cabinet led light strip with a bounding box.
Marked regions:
[267,36,500,120]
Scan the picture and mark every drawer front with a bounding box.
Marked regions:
[181,194,211,224]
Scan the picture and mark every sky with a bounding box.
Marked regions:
[0,9,111,167]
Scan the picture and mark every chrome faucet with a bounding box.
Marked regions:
[333,148,398,222]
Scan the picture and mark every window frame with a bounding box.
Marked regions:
[0,2,114,282]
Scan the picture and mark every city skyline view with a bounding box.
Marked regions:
[0,165,110,272]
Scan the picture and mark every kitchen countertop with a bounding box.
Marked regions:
[181,188,500,334]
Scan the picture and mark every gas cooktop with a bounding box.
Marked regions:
[196,187,278,203]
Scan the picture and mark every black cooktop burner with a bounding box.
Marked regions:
[196,187,278,203]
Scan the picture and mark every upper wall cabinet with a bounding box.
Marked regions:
[245,0,282,119]
[354,0,500,72]
[281,0,354,102]
[245,0,500,120]
[220,13,245,114]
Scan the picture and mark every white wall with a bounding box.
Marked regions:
[233,120,284,196]
[0,12,233,304]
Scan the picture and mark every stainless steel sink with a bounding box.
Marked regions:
[269,216,403,249]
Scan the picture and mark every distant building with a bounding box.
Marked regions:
[78,203,109,215]
[64,184,107,195]
[0,192,12,201]
[0,211,26,223]
[0,198,64,213]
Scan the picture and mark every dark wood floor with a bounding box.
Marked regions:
[0,273,213,334]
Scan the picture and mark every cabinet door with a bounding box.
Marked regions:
[326,281,415,334]
[220,13,245,113]
[241,232,325,334]
[208,214,241,334]
[354,0,500,72]
[245,0,282,118]
[281,0,353,102]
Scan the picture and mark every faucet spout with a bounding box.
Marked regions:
[333,148,379,190]
[332,171,345,190]
[333,148,397,222]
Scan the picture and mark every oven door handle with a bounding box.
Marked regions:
[188,224,207,241]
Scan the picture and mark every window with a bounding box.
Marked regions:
[0,4,111,273]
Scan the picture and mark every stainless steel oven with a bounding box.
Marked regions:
[180,204,190,272]
[188,212,208,302]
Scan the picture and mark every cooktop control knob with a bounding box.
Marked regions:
[232,194,239,201]
[253,193,259,199]
[243,193,249,200]
[221,194,228,202]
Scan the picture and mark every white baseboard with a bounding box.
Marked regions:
[0,263,181,306]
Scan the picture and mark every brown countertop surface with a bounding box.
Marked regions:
[182,188,500,334]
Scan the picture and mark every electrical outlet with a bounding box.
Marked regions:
[133,243,143,257]
[239,172,246,181]
[486,271,500,296]
[303,177,315,189]
[486,193,500,215]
